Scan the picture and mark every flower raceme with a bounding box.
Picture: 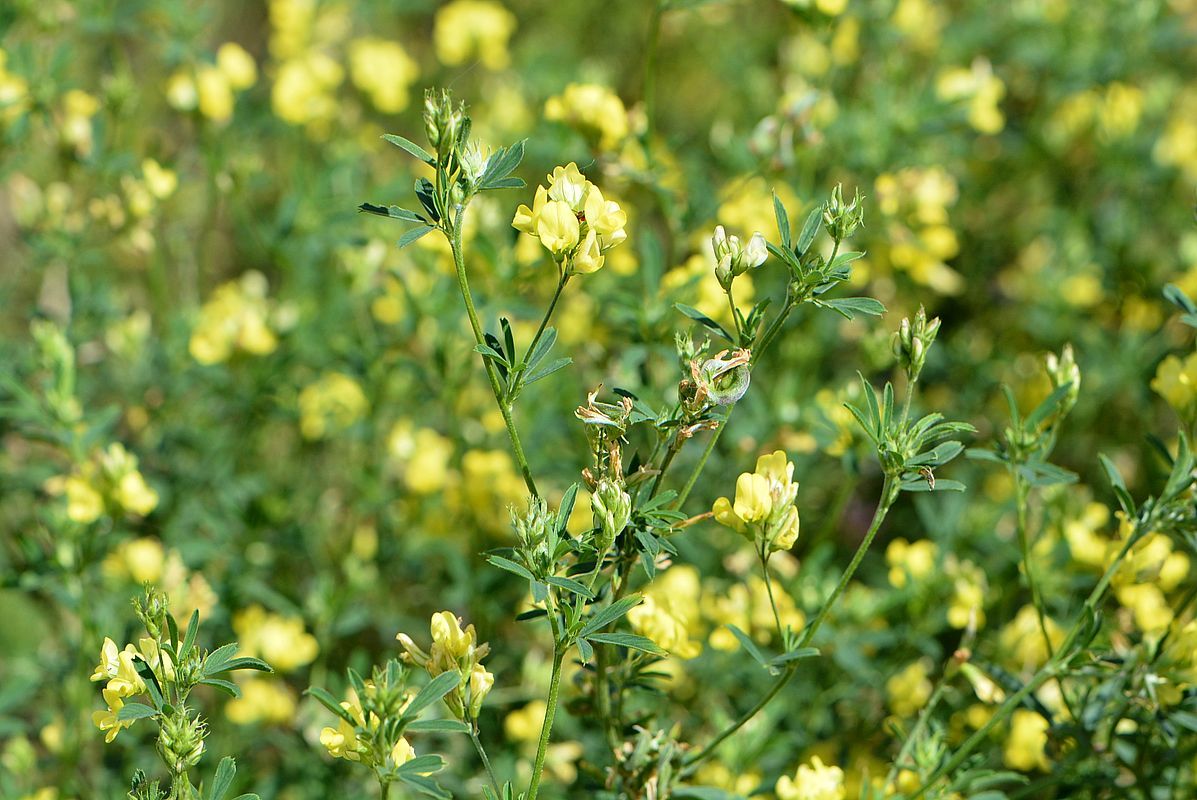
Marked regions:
[712,450,801,554]
[397,611,494,719]
[711,224,767,288]
[512,163,627,273]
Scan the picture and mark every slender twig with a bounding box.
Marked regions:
[526,648,566,800]
[447,209,540,497]
[470,726,502,796]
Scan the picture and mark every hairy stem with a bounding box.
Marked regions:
[526,648,566,800]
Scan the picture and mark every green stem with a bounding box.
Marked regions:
[379,779,390,800]
[1013,474,1055,661]
[885,674,950,788]
[683,477,897,770]
[516,270,569,392]
[448,210,540,497]
[674,413,730,509]
[648,435,683,499]
[760,548,785,643]
[526,648,566,800]
[470,726,502,796]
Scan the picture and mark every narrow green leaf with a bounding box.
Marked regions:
[767,647,820,667]
[820,296,886,320]
[305,686,358,725]
[359,202,426,223]
[396,753,447,776]
[586,632,667,657]
[546,575,595,599]
[405,671,461,718]
[398,225,435,248]
[725,624,768,668]
[180,609,200,660]
[524,357,572,385]
[674,303,734,342]
[526,327,558,371]
[772,191,791,248]
[382,133,435,165]
[580,595,643,638]
[207,757,237,800]
[486,554,536,582]
[796,207,822,254]
[116,702,159,722]
[406,719,471,734]
[900,478,966,493]
[576,637,594,662]
[199,678,241,698]
[219,656,273,674]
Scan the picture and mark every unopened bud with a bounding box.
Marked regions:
[591,479,631,552]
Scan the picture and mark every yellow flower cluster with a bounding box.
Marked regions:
[513,163,628,272]
[776,755,846,800]
[319,686,417,767]
[103,538,217,623]
[190,271,280,365]
[874,167,963,295]
[268,0,348,135]
[90,637,167,742]
[298,372,368,440]
[998,605,1064,670]
[886,659,932,717]
[1110,520,1190,634]
[1004,709,1050,772]
[936,58,1006,134]
[233,605,319,673]
[434,0,517,71]
[60,89,101,157]
[226,678,297,726]
[712,451,801,554]
[1154,87,1197,181]
[397,612,494,719]
[44,443,158,524]
[705,574,805,651]
[0,49,30,124]
[1151,351,1197,420]
[628,566,703,659]
[544,83,630,151]
[166,42,257,124]
[1046,82,1144,146]
[348,38,418,114]
[885,538,937,588]
[387,422,454,494]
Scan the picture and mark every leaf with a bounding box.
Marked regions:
[179,609,200,660]
[725,624,769,669]
[675,303,734,343]
[397,753,447,776]
[484,176,526,189]
[796,207,822,254]
[202,643,239,676]
[819,296,886,320]
[901,478,966,492]
[580,595,643,638]
[1018,460,1078,487]
[305,686,358,725]
[1098,453,1136,516]
[406,719,471,734]
[556,483,580,532]
[382,133,435,165]
[404,671,461,718]
[116,702,159,722]
[829,251,865,270]
[576,637,594,662]
[480,139,526,189]
[772,191,791,248]
[765,240,801,273]
[524,357,572,385]
[474,343,509,366]
[546,575,595,599]
[1025,382,1074,430]
[398,225,435,248]
[586,632,667,657]
[486,554,536,582]
[907,441,965,468]
[398,772,452,800]
[415,178,439,222]
[207,757,237,800]
[966,447,1004,463]
[1164,283,1197,314]
[359,203,426,223]
[767,647,820,667]
[525,327,558,372]
[219,656,273,674]
[199,678,241,697]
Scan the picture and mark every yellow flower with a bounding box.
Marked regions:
[628,566,703,659]
[998,606,1064,669]
[233,606,319,672]
[544,83,629,151]
[64,475,104,523]
[583,184,628,247]
[216,42,257,91]
[536,199,580,256]
[547,163,589,211]
[115,470,158,517]
[512,185,548,235]
[391,736,416,766]
[166,70,198,111]
[320,709,362,761]
[885,538,938,588]
[1152,352,1197,416]
[90,638,145,697]
[388,424,454,494]
[141,159,177,200]
[886,660,932,717]
[190,271,279,365]
[196,65,234,123]
[776,756,846,800]
[712,451,800,552]
[92,687,134,743]
[1004,709,1050,771]
[431,611,475,662]
[504,700,546,742]
[272,51,344,134]
[434,0,517,71]
[226,678,297,725]
[348,38,418,114]
[572,229,605,274]
[298,372,368,440]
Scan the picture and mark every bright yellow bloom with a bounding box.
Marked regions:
[226,678,297,725]
[547,163,589,211]
[190,271,280,365]
[298,372,368,440]
[90,638,146,698]
[1004,710,1050,771]
[92,687,134,743]
[544,83,629,151]
[572,228,604,274]
[583,184,628,248]
[628,566,702,659]
[348,38,419,113]
[886,538,938,588]
[391,736,416,766]
[536,200,581,256]
[233,606,319,672]
[64,475,104,523]
[320,704,363,761]
[998,606,1064,669]
[196,65,234,123]
[776,756,846,800]
[434,0,517,71]
[886,660,932,717]
[1152,352,1197,417]
[512,185,548,235]
[712,451,800,552]
[217,42,258,90]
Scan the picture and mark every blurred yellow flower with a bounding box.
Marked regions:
[1152,352,1197,417]
[233,605,319,672]
[936,59,1006,134]
[628,566,703,659]
[886,659,932,717]
[190,272,279,365]
[998,605,1063,669]
[388,423,454,494]
[544,83,629,151]
[0,49,30,123]
[217,42,258,91]
[349,38,419,114]
[226,678,297,725]
[197,65,235,123]
[435,0,517,70]
[776,755,846,800]
[1004,709,1050,771]
[885,538,938,588]
[273,51,344,134]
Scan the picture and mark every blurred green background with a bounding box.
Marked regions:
[2,0,1197,797]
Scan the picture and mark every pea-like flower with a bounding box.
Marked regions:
[398,612,494,720]
[712,224,767,287]
[512,162,627,273]
[712,450,801,553]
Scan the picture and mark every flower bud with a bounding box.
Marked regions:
[591,478,631,552]
[822,183,865,241]
[458,139,489,187]
[892,305,940,382]
[468,663,494,718]
[1042,344,1081,426]
[156,710,206,774]
[711,226,768,288]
